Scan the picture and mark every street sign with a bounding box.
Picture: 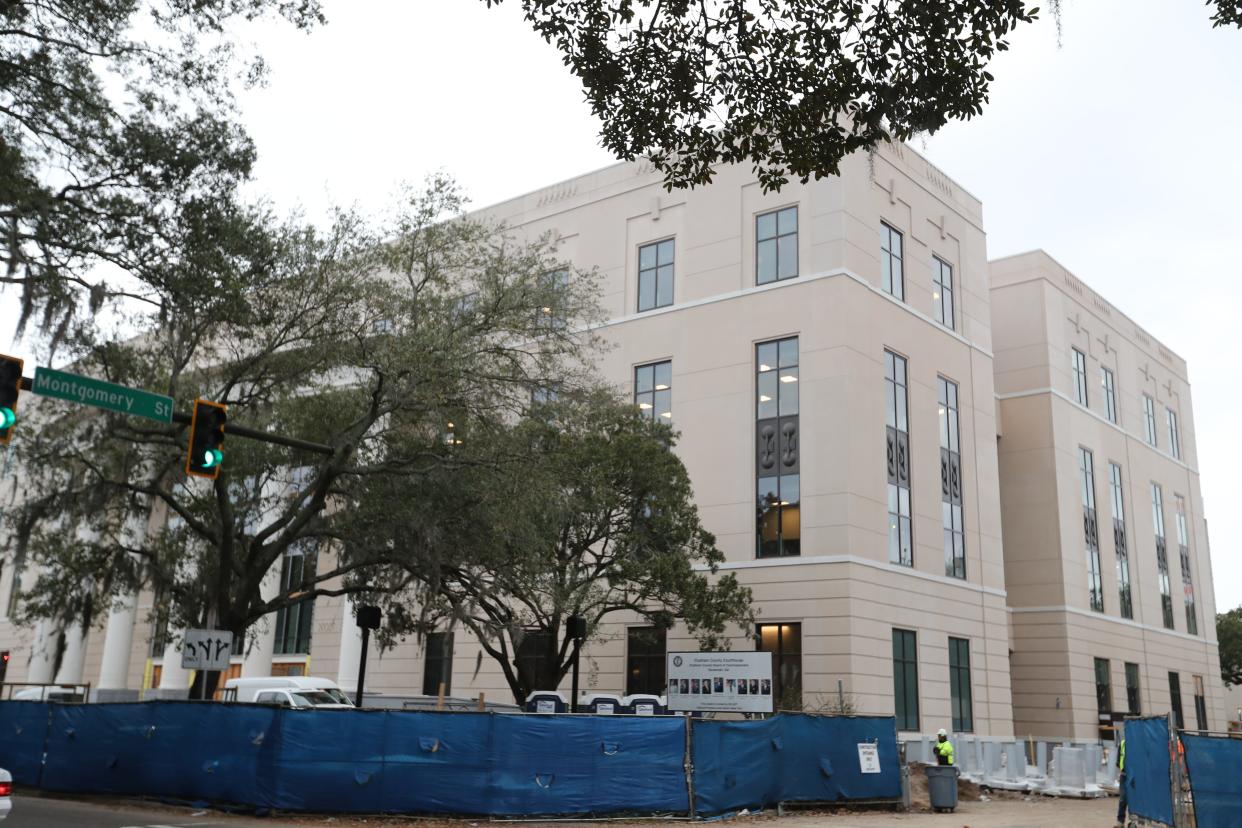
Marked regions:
[180,629,233,671]
[665,651,774,714]
[32,367,173,423]
[858,743,881,773]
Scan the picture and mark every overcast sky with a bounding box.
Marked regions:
[3,0,1237,610]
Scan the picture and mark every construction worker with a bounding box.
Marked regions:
[935,728,955,766]
[1116,737,1128,827]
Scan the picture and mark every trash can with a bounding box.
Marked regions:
[582,693,624,714]
[924,765,959,813]
[524,690,567,714]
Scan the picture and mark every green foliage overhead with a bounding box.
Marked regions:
[1220,607,1242,687]
[489,0,1242,191]
[0,0,323,346]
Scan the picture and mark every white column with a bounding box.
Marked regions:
[26,619,57,684]
[241,560,281,677]
[157,632,192,690]
[336,597,363,689]
[97,594,137,689]
[53,622,87,684]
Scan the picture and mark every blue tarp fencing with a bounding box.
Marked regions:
[1183,734,1242,828]
[691,715,901,814]
[1122,716,1174,826]
[0,702,900,816]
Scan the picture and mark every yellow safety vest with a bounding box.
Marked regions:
[937,739,955,765]
[1118,739,1126,772]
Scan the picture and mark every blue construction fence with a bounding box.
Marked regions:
[1121,716,1174,825]
[1183,733,1242,828]
[0,701,900,816]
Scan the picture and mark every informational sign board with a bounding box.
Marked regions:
[665,651,774,713]
[33,367,174,423]
[180,629,233,671]
[535,699,557,714]
[858,742,881,774]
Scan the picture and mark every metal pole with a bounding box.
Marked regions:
[570,637,582,713]
[355,625,370,708]
[838,679,845,713]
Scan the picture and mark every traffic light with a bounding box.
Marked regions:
[0,355,22,446]
[186,399,227,479]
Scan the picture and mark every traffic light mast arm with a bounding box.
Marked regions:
[16,374,333,456]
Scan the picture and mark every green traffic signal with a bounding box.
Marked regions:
[0,407,13,429]
[203,448,223,469]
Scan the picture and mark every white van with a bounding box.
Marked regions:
[223,676,353,709]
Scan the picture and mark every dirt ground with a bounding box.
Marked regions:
[23,790,1121,828]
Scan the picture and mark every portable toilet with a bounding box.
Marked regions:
[525,690,567,714]
[582,693,624,714]
[623,694,666,715]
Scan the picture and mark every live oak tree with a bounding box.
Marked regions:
[1219,607,1242,687]
[0,0,323,346]
[1,179,604,694]
[341,389,756,705]
[490,0,1242,191]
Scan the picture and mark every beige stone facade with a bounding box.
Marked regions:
[992,250,1225,739]
[0,149,1226,743]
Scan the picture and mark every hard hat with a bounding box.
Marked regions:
[937,728,947,737]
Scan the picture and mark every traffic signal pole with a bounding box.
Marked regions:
[15,375,334,456]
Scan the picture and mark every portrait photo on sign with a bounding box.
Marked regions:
[680,679,689,694]
[738,680,748,695]
[669,679,678,694]
[749,679,759,694]
[714,677,724,693]
[691,679,700,694]
[761,679,771,695]
[727,679,737,693]
[703,681,712,695]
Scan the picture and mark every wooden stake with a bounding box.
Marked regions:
[477,692,486,712]
[437,681,446,711]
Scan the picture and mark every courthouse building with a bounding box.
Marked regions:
[0,143,1227,739]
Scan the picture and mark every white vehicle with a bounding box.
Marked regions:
[0,767,11,820]
[223,676,353,709]
[11,686,83,702]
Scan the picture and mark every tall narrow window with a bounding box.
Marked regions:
[1079,448,1104,612]
[756,338,800,558]
[1094,657,1114,712]
[1167,409,1181,460]
[516,630,554,692]
[1153,484,1175,630]
[756,206,798,284]
[422,632,454,696]
[1071,348,1089,407]
[1101,367,1118,424]
[535,269,569,330]
[1193,675,1207,732]
[1175,495,1197,635]
[932,256,955,330]
[1168,672,1185,731]
[1125,662,1141,714]
[1095,657,1114,741]
[949,637,973,732]
[635,361,672,423]
[885,351,912,566]
[1109,463,1133,619]
[757,623,802,710]
[273,543,316,655]
[626,627,667,697]
[1143,395,1158,447]
[892,629,919,731]
[880,223,904,301]
[638,239,674,312]
[939,376,965,579]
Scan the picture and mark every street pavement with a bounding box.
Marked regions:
[5,795,306,828]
